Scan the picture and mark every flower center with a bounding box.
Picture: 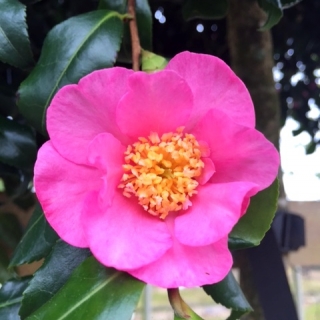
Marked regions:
[118,127,204,219]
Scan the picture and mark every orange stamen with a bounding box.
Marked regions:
[119,128,204,219]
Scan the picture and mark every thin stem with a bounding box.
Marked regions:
[128,0,141,71]
[167,288,190,318]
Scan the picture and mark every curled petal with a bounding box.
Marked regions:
[191,109,279,192]
[197,158,215,185]
[47,67,133,164]
[166,51,255,129]
[87,132,126,208]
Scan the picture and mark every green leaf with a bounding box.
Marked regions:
[0,0,34,69]
[203,271,252,320]
[0,277,31,320]
[0,162,31,198]
[0,115,37,169]
[20,240,91,319]
[141,50,168,73]
[228,179,279,250]
[0,213,23,249]
[9,203,58,267]
[182,0,228,21]
[18,10,124,135]
[258,0,283,30]
[100,0,152,63]
[26,257,145,320]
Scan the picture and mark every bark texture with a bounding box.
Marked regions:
[227,1,281,319]
[227,0,280,147]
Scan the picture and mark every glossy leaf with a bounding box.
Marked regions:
[0,277,31,320]
[100,0,152,62]
[26,257,145,320]
[18,10,124,135]
[20,240,91,319]
[9,203,58,267]
[203,271,252,320]
[0,162,31,198]
[182,0,228,21]
[258,0,301,29]
[0,115,37,169]
[0,0,34,69]
[228,179,279,250]
[258,0,283,30]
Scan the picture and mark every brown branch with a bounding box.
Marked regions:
[128,0,141,71]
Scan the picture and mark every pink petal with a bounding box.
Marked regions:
[197,158,215,185]
[130,217,232,288]
[191,109,279,192]
[47,67,133,165]
[34,142,102,247]
[83,190,173,270]
[175,182,257,247]
[87,133,126,209]
[116,70,193,141]
[166,51,255,129]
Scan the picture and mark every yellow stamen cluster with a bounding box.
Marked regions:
[118,128,204,219]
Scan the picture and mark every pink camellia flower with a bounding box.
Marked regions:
[34,51,279,288]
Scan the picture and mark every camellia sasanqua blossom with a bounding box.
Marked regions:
[34,51,279,288]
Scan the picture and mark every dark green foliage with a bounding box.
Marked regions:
[0,116,37,169]
[19,240,91,319]
[203,271,253,320]
[0,0,34,69]
[229,179,279,250]
[26,257,145,320]
[9,204,58,267]
[0,277,31,320]
[18,10,124,135]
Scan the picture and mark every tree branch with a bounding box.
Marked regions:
[128,0,141,71]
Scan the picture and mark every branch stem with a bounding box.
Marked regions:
[128,0,141,71]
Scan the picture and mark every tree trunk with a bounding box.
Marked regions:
[227,1,281,319]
